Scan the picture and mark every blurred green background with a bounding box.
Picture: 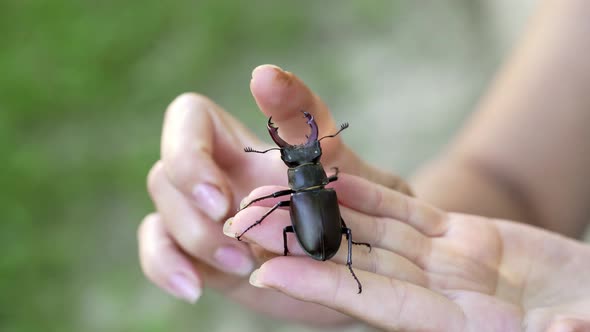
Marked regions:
[1,1,534,331]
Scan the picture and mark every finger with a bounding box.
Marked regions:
[225,205,291,246]
[340,206,431,268]
[240,185,432,266]
[238,185,291,209]
[249,257,464,331]
[332,173,449,236]
[250,65,341,155]
[148,161,255,276]
[227,204,427,286]
[160,93,258,222]
[137,213,202,303]
[547,317,590,332]
[250,65,412,194]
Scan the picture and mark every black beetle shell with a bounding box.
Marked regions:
[290,189,342,261]
[287,162,328,191]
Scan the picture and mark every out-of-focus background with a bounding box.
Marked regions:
[1,1,536,331]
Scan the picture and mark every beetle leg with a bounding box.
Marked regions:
[236,200,290,241]
[239,189,294,211]
[342,227,363,294]
[352,240,372,252]
[282,225,294,256]
[327,167,339,183]
[341,218,371,252]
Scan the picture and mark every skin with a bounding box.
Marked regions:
[226,175,590,331]
[412,0,590,237]
[138,0,590,329]
[141,65,411,325]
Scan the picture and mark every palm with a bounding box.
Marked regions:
[428,214,503,295]
[425,215,522,330]
[227,174,590,330]
[408,214,590,330]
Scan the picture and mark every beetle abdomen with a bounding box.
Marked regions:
[290,189,342,261]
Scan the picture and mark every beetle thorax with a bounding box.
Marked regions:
[280,141,322,167]
[287,162,328,191]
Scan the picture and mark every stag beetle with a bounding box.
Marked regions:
[236,111,370,293]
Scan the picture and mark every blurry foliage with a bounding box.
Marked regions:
[0,1,398,331]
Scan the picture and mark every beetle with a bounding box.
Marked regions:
[236,111,370,293]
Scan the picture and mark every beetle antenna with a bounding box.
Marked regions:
[244,147,281,154]
[319,122,349,141]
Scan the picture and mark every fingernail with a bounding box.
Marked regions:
[252,64,283,79]
[214,246,254,276]
[252,65,293,87]
[222,218,234,237]
[167,273,201,304]
[192,183,228,222]
[239,197,249,210]
[249,269,267,288]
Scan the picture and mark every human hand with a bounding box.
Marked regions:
[227,173,590,331]
[138,65,411,325]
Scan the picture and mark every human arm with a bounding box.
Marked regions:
[411,0,590,237]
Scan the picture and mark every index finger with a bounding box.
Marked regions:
[250,65,413,194]
[331,173,449,236]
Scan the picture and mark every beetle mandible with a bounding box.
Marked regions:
[236,111,371,293]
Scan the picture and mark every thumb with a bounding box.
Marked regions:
[250,64,343,161]
[250,65,412,195]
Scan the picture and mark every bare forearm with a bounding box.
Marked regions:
[411,156,534,224]
[411,0,590,237]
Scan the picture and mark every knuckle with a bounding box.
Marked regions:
[163,149,197,188]
[414,234,431,269]
[137,213,159,241]
[373,217,387,247]
[384,175,401,190]
[398,181,414,196]
[401,195,414,225]
[164,217,208,257]
[140,259,160,287]
[137,214,160,277]
[372,186,385,214]
[175,225,206,257]
[166,92,214,118]
[368,249,379,274]
[147,161,166,196]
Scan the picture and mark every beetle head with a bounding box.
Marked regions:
[267,111,322,167]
